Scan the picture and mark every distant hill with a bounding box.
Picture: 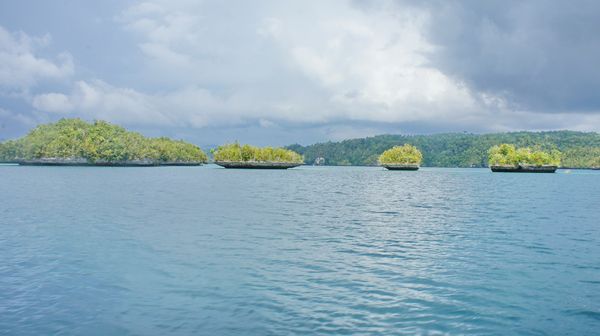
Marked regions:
[287,131,600,168]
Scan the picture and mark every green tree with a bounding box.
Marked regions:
[213,143,303,163]
[378,144,423,165]
[488,144,561,166]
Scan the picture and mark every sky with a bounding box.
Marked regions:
[1,0,600,147]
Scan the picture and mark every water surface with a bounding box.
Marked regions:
[1,166,599,335]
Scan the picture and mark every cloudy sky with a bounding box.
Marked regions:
[1,0,600,146]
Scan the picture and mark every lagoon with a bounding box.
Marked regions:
[1,165,599,335]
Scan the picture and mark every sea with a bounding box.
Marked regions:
[1,165,599,335]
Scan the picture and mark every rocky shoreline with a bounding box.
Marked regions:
[214,161,302,169]
[491,165,557,173]
[13,158,203,167]
[382,164,420,171]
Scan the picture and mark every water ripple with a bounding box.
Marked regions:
[0,166,599,335]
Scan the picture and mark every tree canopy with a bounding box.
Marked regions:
[212,143,303,163]
[560,147,600,168]
[0,118,207,163]
[488,144,561,167]
[378,144,423,165]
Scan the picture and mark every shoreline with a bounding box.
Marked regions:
[10,158,204,167]
[3,161,599,170]
[381,164,420,171]
[214,161,302,169]
[491,165,557,173]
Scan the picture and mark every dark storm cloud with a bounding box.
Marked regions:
[417,0,600,113]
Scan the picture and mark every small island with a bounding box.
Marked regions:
[0,118,207,166]
[488,144,561,173]
[212,143,303,169]
[379,144,423,170]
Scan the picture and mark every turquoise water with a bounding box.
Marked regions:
[1,165,599,335]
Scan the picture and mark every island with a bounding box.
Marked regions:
[488,144,561,173]
[212,143,303,169]
[378,144,423,170]
[0,118,207,166]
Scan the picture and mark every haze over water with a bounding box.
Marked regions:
[1,166,599,335]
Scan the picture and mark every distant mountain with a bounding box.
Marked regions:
[287,131,600,168]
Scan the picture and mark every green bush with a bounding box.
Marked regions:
[488,144,560,166]
[213,143,303,163]
[378,144,423,165]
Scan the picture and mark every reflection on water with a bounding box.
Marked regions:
[1,166,599,335]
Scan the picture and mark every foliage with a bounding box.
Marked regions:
[561,147,600,168]
[0,141,20,162]
[150,137,208,163]
[378,144,422,165]
[488,144,561,166]
[212,142,303,163]
[288,131,600,168]
[0,118,207,163]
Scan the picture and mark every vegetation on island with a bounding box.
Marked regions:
[287,131,600,168]
[212,143,303,163]
[561,147,600,168]
[4,120,599,169]
[488,144,561,167]
[378,144,423,165]
[0,118,207,164]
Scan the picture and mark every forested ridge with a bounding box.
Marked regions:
[287,131,600,168]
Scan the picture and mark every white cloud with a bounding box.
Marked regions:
[0,26,74,89]
[0,107,36,129]
[259,119,276,128]
[265,2,483,124]
[33,80,168,125]
[32,78,333,128]
[32,93,73,113]
[107,1,488,127]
